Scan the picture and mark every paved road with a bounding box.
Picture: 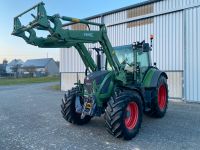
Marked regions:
[0,82,200,150]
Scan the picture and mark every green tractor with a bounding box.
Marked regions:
[12,2,168,140]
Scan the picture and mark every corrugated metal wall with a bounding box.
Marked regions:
[60,17,102,73]
[154,0,200,11]
[106,11,184,71]
[60,0,200,101]
[61,73,85,90]
[185,6,200,102]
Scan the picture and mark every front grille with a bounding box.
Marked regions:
[85,82,92,94]
[84,71,110,94]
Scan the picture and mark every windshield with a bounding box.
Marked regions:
[107,45,134,71]
[114,45,134,64]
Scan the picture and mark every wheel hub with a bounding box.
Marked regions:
[158,84,167,110]
[125,102,139,130]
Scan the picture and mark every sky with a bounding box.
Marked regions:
[0,0,145,63]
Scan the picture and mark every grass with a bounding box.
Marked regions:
[0,76,60,86]
[49,84,60,91]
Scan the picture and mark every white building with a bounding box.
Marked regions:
[21,58,59,77]
[60,0,200,102]
[6,59,24,74]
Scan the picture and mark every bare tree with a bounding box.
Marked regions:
[3,59,8,65]
[0,59,8,76]
[11,64,21,78]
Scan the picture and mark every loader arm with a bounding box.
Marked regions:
[12,2,123,76]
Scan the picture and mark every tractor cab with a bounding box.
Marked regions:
[107,41,152,83]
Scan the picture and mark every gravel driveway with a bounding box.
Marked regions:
[0,82,199,150]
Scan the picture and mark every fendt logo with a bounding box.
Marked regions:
[84,33,94,37]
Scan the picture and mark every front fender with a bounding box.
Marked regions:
[95,72,114,106]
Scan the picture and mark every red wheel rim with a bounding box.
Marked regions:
[125,102,139,130]
[158,84,167,110]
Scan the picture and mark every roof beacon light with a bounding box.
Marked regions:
[150,35,154,47]
[150,35,154,40]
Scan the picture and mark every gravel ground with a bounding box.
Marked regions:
[0,82,200,150]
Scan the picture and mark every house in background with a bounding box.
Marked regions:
[21,58,59,77]
[0,60,8,77]
[6,59,24,77]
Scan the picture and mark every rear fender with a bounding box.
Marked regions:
[143,68,168,88]
[142,68,168,107]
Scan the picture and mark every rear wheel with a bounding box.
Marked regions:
[61,87,91,125]
[104,91,143,140]
[146,75,168,118]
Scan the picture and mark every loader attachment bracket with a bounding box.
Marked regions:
[12,2,123,79]
[12,2,50,41]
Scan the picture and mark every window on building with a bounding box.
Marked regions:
[71,23,87,30]
[127,18,153,28]
[127,4,154,18]
[127,4,154,28]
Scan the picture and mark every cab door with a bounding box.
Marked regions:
[136,51,151,81]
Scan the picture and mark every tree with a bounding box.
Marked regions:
[0,59,8,76]
[11,64,21,78]
[3,59,8,65]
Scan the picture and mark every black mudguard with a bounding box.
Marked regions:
[149,70,168,87]
[143,68,168,109]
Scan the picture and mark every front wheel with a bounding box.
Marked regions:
[104,91,143,140]
[61,87,91,125]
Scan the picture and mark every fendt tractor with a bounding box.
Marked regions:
[12,2,168,140]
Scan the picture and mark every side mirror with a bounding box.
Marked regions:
[142,43,152,52]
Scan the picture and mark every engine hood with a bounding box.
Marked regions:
[84,70,110,94]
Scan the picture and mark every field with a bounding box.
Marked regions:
[0,76,60,86]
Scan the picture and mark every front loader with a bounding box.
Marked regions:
[12,2,168,140]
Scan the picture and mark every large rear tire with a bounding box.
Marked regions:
[145,75,168,118]
[104,91,143,140]
[61,87,91,125]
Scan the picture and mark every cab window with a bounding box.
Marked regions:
[137,52,150,76]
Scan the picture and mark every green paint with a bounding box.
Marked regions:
[12,2,165,111]
[143,68,156,87]
[95,72,114,106]
[12,2,123,79]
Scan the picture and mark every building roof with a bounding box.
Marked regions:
[7,59,24,67]
[22,58,53,68]
[63,0,163,27]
